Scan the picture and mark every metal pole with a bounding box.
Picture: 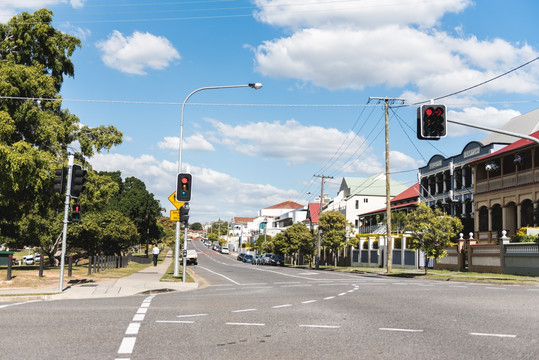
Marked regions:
[384,99,393,273]
[58,154,74,292]
[174,83,262,277]
[314,174,333,269]
[182,222,188,283]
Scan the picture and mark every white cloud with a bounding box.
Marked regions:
[447,107,521,137]
[96,30,180,75]
[206,118,376,166]
[253,1,539,97]
[158,135,215,152]
[88,152,300,222]
[0,0,86,22]
[253,0,471,29]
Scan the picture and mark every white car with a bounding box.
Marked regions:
[23,255,34,265]
[220,247,229,254]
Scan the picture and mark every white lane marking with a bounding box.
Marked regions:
[241,283,267,286]
[280,284,312,288]
[177,313,208,318]
[274,281,301,285]
[132,314,145,322]
[324,296,336,300]
[125,323,141,335]
[272,304,292,309]
[299,325,340,329]
[486,287,507,290]
[196,265,241,285]
[157,320,195,324]
[140,302,151,308]
[0,300,41,309]
[118,337,136,354]
[338,292,347,296]
[226,322,265,326]
[215,288,235,291]
[136,308,148,314]
[347,290,355,293]
[380,328,424,333]
[301,300,317,304]
[232,308,257,313]
[316,283,352,286]
[450,285,468,288]
[470,332,516,338]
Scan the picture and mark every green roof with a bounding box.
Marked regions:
[340,174,408,198]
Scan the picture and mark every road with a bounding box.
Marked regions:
[1,239,538,359]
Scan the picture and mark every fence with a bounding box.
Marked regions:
[353,235,420,269]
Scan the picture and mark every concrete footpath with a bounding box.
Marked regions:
[0,251,198,302]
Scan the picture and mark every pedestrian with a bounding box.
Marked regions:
[152,244,160,266]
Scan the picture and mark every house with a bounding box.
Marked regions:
[357,183,419,234]
[326,174,408,231]
[418,141,505,235]
[470,130,539,242]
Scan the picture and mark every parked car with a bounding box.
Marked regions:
[269,254,285,266]
[220,247,229,254]
[23,255,34,265]
[261,253,274,265]
[242,254,254,263]
[252,254,262,265]
[237,253,246,261]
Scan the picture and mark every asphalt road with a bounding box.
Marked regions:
[1,239,538,359]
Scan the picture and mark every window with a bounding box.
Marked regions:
[355,200,359,209]
[363,198,368,203]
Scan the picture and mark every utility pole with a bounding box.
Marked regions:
[369,97,404,274]
[314,174,333,269]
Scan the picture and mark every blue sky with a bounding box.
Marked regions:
[3,1,539,223]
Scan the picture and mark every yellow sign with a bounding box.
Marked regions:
[170,210,180,221]
[168,192,184,209]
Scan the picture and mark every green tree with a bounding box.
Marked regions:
[319,211,351,267]
[404,203,463,274]
[104,176,163,256]
[281,222,316,266]
[191,222,203,231]
[0,9,122,247]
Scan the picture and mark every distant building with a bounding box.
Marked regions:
[326,174,408,231]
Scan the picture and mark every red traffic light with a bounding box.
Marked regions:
[176,173,192,201]
[418,104,447,140]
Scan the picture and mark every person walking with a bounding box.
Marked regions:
[152,244,160,266]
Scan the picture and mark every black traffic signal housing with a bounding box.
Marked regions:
[70,164,87,198]
[72,203,81,222]
[417,104,447,140]
[176,173,192,202]
[53,167,67,194]
[180,203,190,224]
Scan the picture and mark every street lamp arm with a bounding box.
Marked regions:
[178,83,262,173]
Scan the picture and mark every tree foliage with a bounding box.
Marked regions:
[404,203,463,274]
[319,211,351,267]
[0,9,122,248]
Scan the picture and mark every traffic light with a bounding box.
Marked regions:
[417,104,447,140]
[176,173,192,202]
[71,203,81,222]
[53,167,67,194]
[70,164,87,198]
[180,203,190,224]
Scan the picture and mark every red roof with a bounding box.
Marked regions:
[471,130,539,163]
[307,203,321,223]
[234,217,255,225]
[390,183,419,203]
[265,200,304,210]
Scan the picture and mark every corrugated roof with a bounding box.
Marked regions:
[264,200,304,210]
[471,130,539,164]
[342,174,408,197]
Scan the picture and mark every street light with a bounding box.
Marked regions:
[174,83,263,279]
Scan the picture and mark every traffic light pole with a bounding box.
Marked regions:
[58,154,74,292]
[182,221,188,283]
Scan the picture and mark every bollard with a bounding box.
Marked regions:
[88,256,92,275]
[39,256,44,277]
[7,255,12,280]
[68,256,73,277]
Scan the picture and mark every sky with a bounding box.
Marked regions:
[2,0,539,224]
